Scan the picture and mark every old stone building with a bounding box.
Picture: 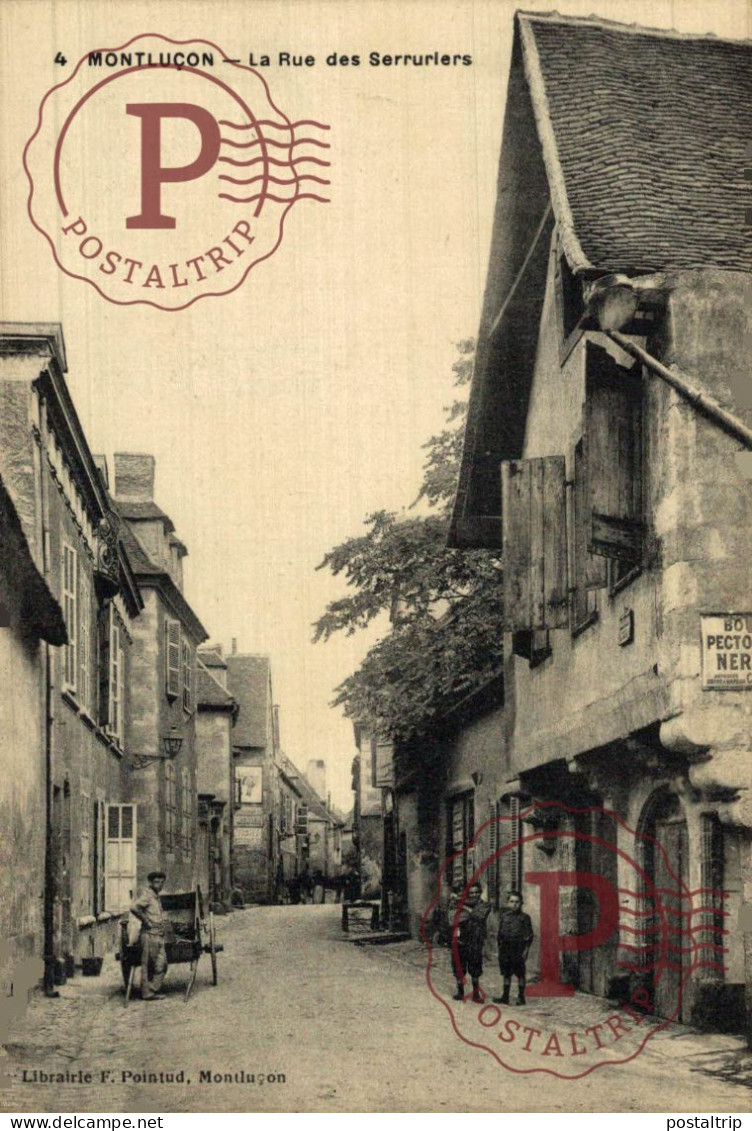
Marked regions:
[443,13,751,1034]
[0,324,144,977]
[112,453,209,894]
[196,647,238,909]
[226,651,279,902]
[0,473,66,978]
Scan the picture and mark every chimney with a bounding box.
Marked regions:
[273,705,281,752]
[113,453,155,501]
[307,759,326,801]
[231,637,237,655]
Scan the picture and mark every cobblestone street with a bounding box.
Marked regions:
[2,906,751,1113]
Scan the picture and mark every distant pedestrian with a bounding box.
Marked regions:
[494,890,534,1006]
[130,870,169,1001]
[449,881,491,1003]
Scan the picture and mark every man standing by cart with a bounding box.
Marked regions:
[130,870,169,1001]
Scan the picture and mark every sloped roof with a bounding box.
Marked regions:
[280,753,340,824]
[115,499,175,533]
[0,476,67,645]
[227,654,271,748]
[197,657,237,712]
[198,647,227,670]
[519,12,751,275]
[116,510,208,642]
[449,12,751,546]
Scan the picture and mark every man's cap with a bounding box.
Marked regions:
[147,870,166,881]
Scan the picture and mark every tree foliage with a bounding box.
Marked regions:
[313,339,503,739]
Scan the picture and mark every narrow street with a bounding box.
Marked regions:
[3,906,750,1114]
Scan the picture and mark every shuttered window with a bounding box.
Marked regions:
[165,619,181,699]
[488,800,500,909]
[500,795,523,897]
[98,603,110,728]
[447,792,475,888]
[79,579,90,712]
[62,544,78,689]
[109,612,121,740]
[181,774,192,853]
[182,640,192,712]
[105,804,137,911]
[571,440,600,629]
[93,800,106,914]
[79,792,92,913]
[584,342,644,568]
[501,457,568,632]
[165,763,176,852]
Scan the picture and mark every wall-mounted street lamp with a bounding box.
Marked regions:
[130,726,184,770]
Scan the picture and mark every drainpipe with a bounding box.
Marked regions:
[585,275,752,449]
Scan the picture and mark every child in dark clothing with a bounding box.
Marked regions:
[494,890,534,1005]
[448,881,491,1003]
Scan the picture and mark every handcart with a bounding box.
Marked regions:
[117,888,221,1003]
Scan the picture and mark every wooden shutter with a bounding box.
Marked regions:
[501,457,568,630]
[94,800,106,913]
[488,800,500,909]
[105,804,137,911]
[98,604,110,727]
[165,619,181,698]
[585,343,643,564]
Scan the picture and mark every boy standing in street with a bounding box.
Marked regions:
[494,890,534,1005]
[449,881,491,1003]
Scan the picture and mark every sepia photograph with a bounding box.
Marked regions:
[0,0,750,1117]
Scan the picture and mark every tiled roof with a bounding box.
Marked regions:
[280,753,339,823]
[113,499,175,533]
[227,654,271,749]
[520,12,751,273]
[115,508,209,643]
[449,12,751,547]
[0,476,67,645]
[196,658,237,710]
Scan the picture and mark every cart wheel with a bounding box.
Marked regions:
[209,913,218,986]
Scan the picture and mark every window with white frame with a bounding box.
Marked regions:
[62,544,78,690]
[105,804,137,911]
